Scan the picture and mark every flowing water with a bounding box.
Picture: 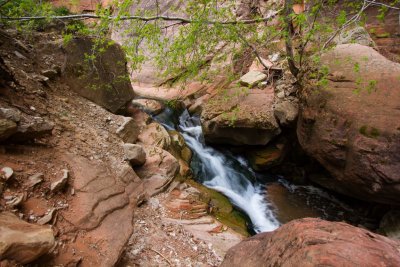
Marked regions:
[157,109,280,233]
[154,107,372,233]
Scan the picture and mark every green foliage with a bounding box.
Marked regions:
[1,0,58,30]
[2,0,399,87]
[53,6,71,16]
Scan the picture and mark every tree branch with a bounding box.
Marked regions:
[365,0,400,10]
[0,10,282,25]
[322,0,373,50]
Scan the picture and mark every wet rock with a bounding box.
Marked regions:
[221,218,400,267]
[297,44,400,205]
[0,119,17,142]
[379,210,400,240]
[273,100,299,126]
[135,146,179,196]
[0,108,21,122]
[0,211,55,264]
[178,159,191,178]
[131,98,164,115]
[185,180,249,236]
[50,169,69,192]
[201,87,280,145]
[1,167,13,181]
[138,122,171,149]
[168,130,192,163]
[63,37,135,113]
[25,173,44,188]
[246,140,287,171]
[123,143,146,166]
[239,71,267,87]
[116,117,140,143]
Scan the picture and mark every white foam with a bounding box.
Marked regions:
[179,110,279,233]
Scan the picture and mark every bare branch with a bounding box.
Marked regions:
[322,0,372,50]
[365,0,400,10]
[0,9,282,25]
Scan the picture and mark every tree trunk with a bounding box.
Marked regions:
[284,0,300,78]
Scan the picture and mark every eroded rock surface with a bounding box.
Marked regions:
[201,87,280,145]
[55,154,144,267]
[221,218,400,267]
[138,122,171,149]
[135,146,179,196]
[297,44,400,205]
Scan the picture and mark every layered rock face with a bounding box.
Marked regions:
[297,44,400,205]
[221,218,400,267]
[63,37,135,113]
[201,87,281,145]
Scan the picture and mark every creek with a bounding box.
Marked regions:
[154,107,370,234]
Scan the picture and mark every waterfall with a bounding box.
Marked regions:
[177,110,279,233]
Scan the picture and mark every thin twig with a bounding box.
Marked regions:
[147,248,172,266]
[365,0,400,10]
[322,0,372,50]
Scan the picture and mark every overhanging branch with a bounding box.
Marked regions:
[1,10,281,25]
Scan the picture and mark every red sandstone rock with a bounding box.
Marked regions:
[221,218,400,267]
[297,44,400,205]
[201,86,281,145]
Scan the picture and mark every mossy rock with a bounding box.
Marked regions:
[186,179,249,237]
[246,141,287,171]
[181,147,192,163]
[168,130,192,163]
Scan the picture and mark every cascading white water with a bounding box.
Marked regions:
[177,110,280,233]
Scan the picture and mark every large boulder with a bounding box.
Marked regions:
[201,87,281,145]
[0,212,55,264]
[138,122,171,149]
[52,154,144,267]
[63,37,135,113]
[297,44,400,205]
[221,218,400,267]
[134,146,179,196]
[116,117,140,143]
